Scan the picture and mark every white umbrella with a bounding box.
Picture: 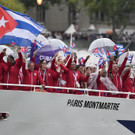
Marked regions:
[0,45,14,62]
[118,51,135,66]
[43,39,68,48]
[0,45,13,55]
[88,38,115,53]
[76,50,99,66]
[36,34,47,45]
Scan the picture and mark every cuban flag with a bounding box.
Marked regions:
[116,44,123,49]
[61,46,68,53]
[10,41,16,47]
[106,50,111,57]
[0,5,44,46]
[64,50,71,57]
[118,48,125,56]
[79,57,84,66]
[34,40,43,49]
[93,48,102,58]
[98,57,107,66]
[59,45,68,53]
[128,55,133,64]
[109,51,116,56]
[113,44,118,51]
[70,42,75,49]
[100,48,105,55]
[22,46,30,54]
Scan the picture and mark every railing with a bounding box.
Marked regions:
[0,83,134,99]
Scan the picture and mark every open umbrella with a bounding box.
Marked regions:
[0,45,14,62]
[36,34,47,45]
[43,39,67,48]
[77,50,99,66]
[0,45,13,55]
[35,39,67,64]
[118,51,135,66]
[88,38,115,53]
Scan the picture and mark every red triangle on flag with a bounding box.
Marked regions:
[106,50,111,56]
[0,7,17,39]
[93,48,99,53]
[122,49,125,53]
[113,44,118,51]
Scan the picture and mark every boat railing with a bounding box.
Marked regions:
[0,83,134,99]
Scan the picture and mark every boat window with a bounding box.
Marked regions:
[0,113,9,120]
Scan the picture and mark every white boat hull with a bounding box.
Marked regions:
[0,90,135,135]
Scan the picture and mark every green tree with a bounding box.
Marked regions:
[66,0,80,25]
[83,0,135,42]
[0,0,25,13]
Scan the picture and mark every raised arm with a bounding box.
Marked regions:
[50,53,58,71]
[122,66,131,82]
[66,52,74,69]
[0,48,7,64]
[31,51,39,71]
[79,69,90,82]
[118,52,129,75]
[79,55,90,66]
[15,47,23,68]
[22,59,27,75]
[55,60,69,72]
[108,55,114,75]
[59,64,69,72]
[51,69,60,79]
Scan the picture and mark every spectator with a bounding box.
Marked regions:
[3,47,23,90]
[22,60,45,91]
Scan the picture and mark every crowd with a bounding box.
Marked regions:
[0,47,134,99]
[43,31,135,43]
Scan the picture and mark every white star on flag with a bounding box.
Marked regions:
[0,16,8,27]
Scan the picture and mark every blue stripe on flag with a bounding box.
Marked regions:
[16,20,40,36]
[0,35,31,46]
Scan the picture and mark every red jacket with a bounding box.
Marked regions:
[109,57,127,91]
[39,68,59,92]
[66,57,89,88]
[122,69,134,93]
[50,58,71,87]
[22,63,44,91]
[3,52,22,90]
[56,64,69,87]
[50,57,71,93]
[97,74,107,91]
[0,52,7,89]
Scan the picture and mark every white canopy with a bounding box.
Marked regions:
[64,24,76,34]
[118,51,135,66]
[88,38,115,53]
[88,24,96,31]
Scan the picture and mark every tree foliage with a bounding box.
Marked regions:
[66,0,79,8]
[83,0,135,41]
[0,0,25,13]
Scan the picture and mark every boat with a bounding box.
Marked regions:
[0,83,135,135]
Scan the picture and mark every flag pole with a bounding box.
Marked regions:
[70,33,72,50]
